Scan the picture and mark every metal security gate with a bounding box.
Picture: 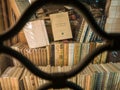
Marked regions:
[0,0,119,89]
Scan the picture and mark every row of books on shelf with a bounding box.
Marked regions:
[0,62,120,90]
[11,41,108,67]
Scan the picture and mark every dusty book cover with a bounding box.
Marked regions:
[50,12,73,41]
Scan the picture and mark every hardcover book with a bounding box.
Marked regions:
[50,12,73,41]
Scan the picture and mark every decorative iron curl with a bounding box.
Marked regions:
[0,0,120,90]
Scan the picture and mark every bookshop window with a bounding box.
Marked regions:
[0,0,120,90]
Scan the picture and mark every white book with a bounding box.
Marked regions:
[68,43,74,66]
[23,20,49,48]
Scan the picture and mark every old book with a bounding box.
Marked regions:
[80,43,90,62]
[100,50,108,64]
[50,12,73,41]
[54,43,59,66]
[88,64,98,90]
[84,66,92,90]
[58,43,64,66]
[54,42,64,66]
[34,48,39,65]
[94,64,104,90]
[24,69,31,90]
[29,74,36,90]
[46,45,50,65]
[79,21,89,43]
[73,43,81,65]
[20,68,28,90]
[68,43,74,66]
[63,43,69,66]
[106,63,119,90]
[10,67,19,90]
[0,67,14,90]
[13,67,24,90]
[37,48,41,65]
[23,20,49,48]
[100,64,110,90]
[50,44,55,66]
[106,64,116,89]
[93,42,102,64]
[88,64,96,90]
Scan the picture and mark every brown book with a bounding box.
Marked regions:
[93,42,102,64]
[76,19,85,42]
[54,42,64,66]
[50,12,73,41]
[80,43,90,62]
[24,69,31,90]
[10,67,19,90]
[100,50,108,63]
[20,68,28,90]
[0,67,14,90]
[64,43,69,66]
[46,45,50,65]
[73,43,80,65]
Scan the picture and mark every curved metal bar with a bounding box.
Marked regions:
[37,81,83,90]
[37,82,53,90]
[0,0,110,41]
